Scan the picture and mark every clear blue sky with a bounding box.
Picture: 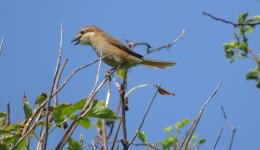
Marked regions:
[0,0,259,149]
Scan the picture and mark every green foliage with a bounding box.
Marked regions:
[53,103,72,125]
[53,99,119,130]
[35,92,48,107]
[16,138,27,150]
[175,117,189,130]
[164,125,174,135]
[78,116,91,130]
[223,13,260,89]
[0,112,6,126]
[23,95,32,120]
[161,118,205,150]
[0,91,119,149]
[246,65,260,88]
[86,101,119,120]
[161,136,177,150]
[138,131,148,144]
[68,138,82,150]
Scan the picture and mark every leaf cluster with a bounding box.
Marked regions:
[223,13,260,88]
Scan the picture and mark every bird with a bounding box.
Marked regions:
[71,26,176,69]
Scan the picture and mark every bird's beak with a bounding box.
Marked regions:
[71,35,81,45]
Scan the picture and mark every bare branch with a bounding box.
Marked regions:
[203,11,260,27]
[105,73,112,107]
[90,50,103,95]
[212,128,224,150]
[110,99,122,149]
[221,106,237,150]
[125,84,152,98]
[119,70,129,149]
[128,86,159,148]
[38,22,64,150]
[51,53,113,97]
[125,29,185,55]
[180,82,222,150]
[91,140,98,150]
[54,58,68,106]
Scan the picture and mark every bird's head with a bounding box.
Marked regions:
[71,26,102,45]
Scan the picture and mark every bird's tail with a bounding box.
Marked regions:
[141,58,176,69]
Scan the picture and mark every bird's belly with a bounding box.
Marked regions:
[102,54,140,68]
[93,46,142,68]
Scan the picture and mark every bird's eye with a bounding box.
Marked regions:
[80,30,84,34]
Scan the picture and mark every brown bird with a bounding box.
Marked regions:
[71,26,176,69]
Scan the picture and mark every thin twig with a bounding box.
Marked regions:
[120,70,128,149]
[38,22,64,150]
[0,38,3,56]
[110,98,122,149]
[91,140,98,150]
[125,29,185,55]
[111,120,122,150]
[54,58,68,106]
[105,76,111,107]
[180,82,222,150]
[90,50,103,95]
[212,128,224,150]
[125,84,151,98]
[55,69,117,150]
[128,87,159,148]
[51,54,112,97]
[221,106,237,150]
[17,59,99,147]
[203,11,260,27]
[94,51,108,150]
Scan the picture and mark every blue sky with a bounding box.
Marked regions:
[0,0,259,149]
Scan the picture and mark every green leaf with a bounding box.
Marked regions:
[237,42,248,55]
[191,134,198,141]
[223,42,236,61]
[246,67,260,80]
[0,112,6,126]
[238,13,248,24]
[68,138,82,150]
[243,26,254,34]
[198,138,206,144]
[35,92,47,107]
[175,118,189,130]
[0,143,8,150]
[0,133,20,146]
[138,131,148,144]
[4,122,24,132]
[72,98,87,113]
[53,104,72,125]
[16,138,27,150]
[78,116,91,130]
[23,95,32,120]
[164,125,173,135]
[160,137,176,150]
[94,119,102,132]
[86,101,119,120]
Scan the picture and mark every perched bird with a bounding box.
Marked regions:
[71,26,176,69]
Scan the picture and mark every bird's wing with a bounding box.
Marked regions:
[105,33,143,59]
